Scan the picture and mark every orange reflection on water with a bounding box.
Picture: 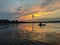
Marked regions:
[18,23,32,32]
[18,23,47,32]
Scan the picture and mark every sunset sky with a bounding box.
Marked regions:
[0,0,60,21]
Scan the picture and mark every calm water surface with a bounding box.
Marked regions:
[0,23,60,45]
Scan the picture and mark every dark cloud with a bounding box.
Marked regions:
[2,7,33,20]
[0,0,11,8]
[40,0,54,7]
[0,0,60,20]
[0,12,13,20]
[14,7,38,19]
[40,0,60,7]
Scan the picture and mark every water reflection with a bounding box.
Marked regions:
[18,23,60,43]
[0,23,60,45]
[18,23,47,32]
[18,23,32,31]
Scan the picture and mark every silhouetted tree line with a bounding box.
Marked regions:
[0,19,24,24]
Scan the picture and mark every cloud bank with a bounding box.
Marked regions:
[0,0,60,21]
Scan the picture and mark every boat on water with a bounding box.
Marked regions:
[39,23,46,26]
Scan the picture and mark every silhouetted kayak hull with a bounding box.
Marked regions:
[39,23,46,26]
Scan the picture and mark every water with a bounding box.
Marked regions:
[0,23,60,45]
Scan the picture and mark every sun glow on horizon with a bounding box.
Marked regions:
[17,5,60,21]
[17,11,54,21]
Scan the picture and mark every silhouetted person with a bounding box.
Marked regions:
[39,22,42,26]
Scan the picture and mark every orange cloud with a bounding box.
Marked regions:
[18,14,32,21]
[17,3,60,21]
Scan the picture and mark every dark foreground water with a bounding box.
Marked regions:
[0,23,60,45]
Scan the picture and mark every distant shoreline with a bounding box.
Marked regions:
[0,19,60,24]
